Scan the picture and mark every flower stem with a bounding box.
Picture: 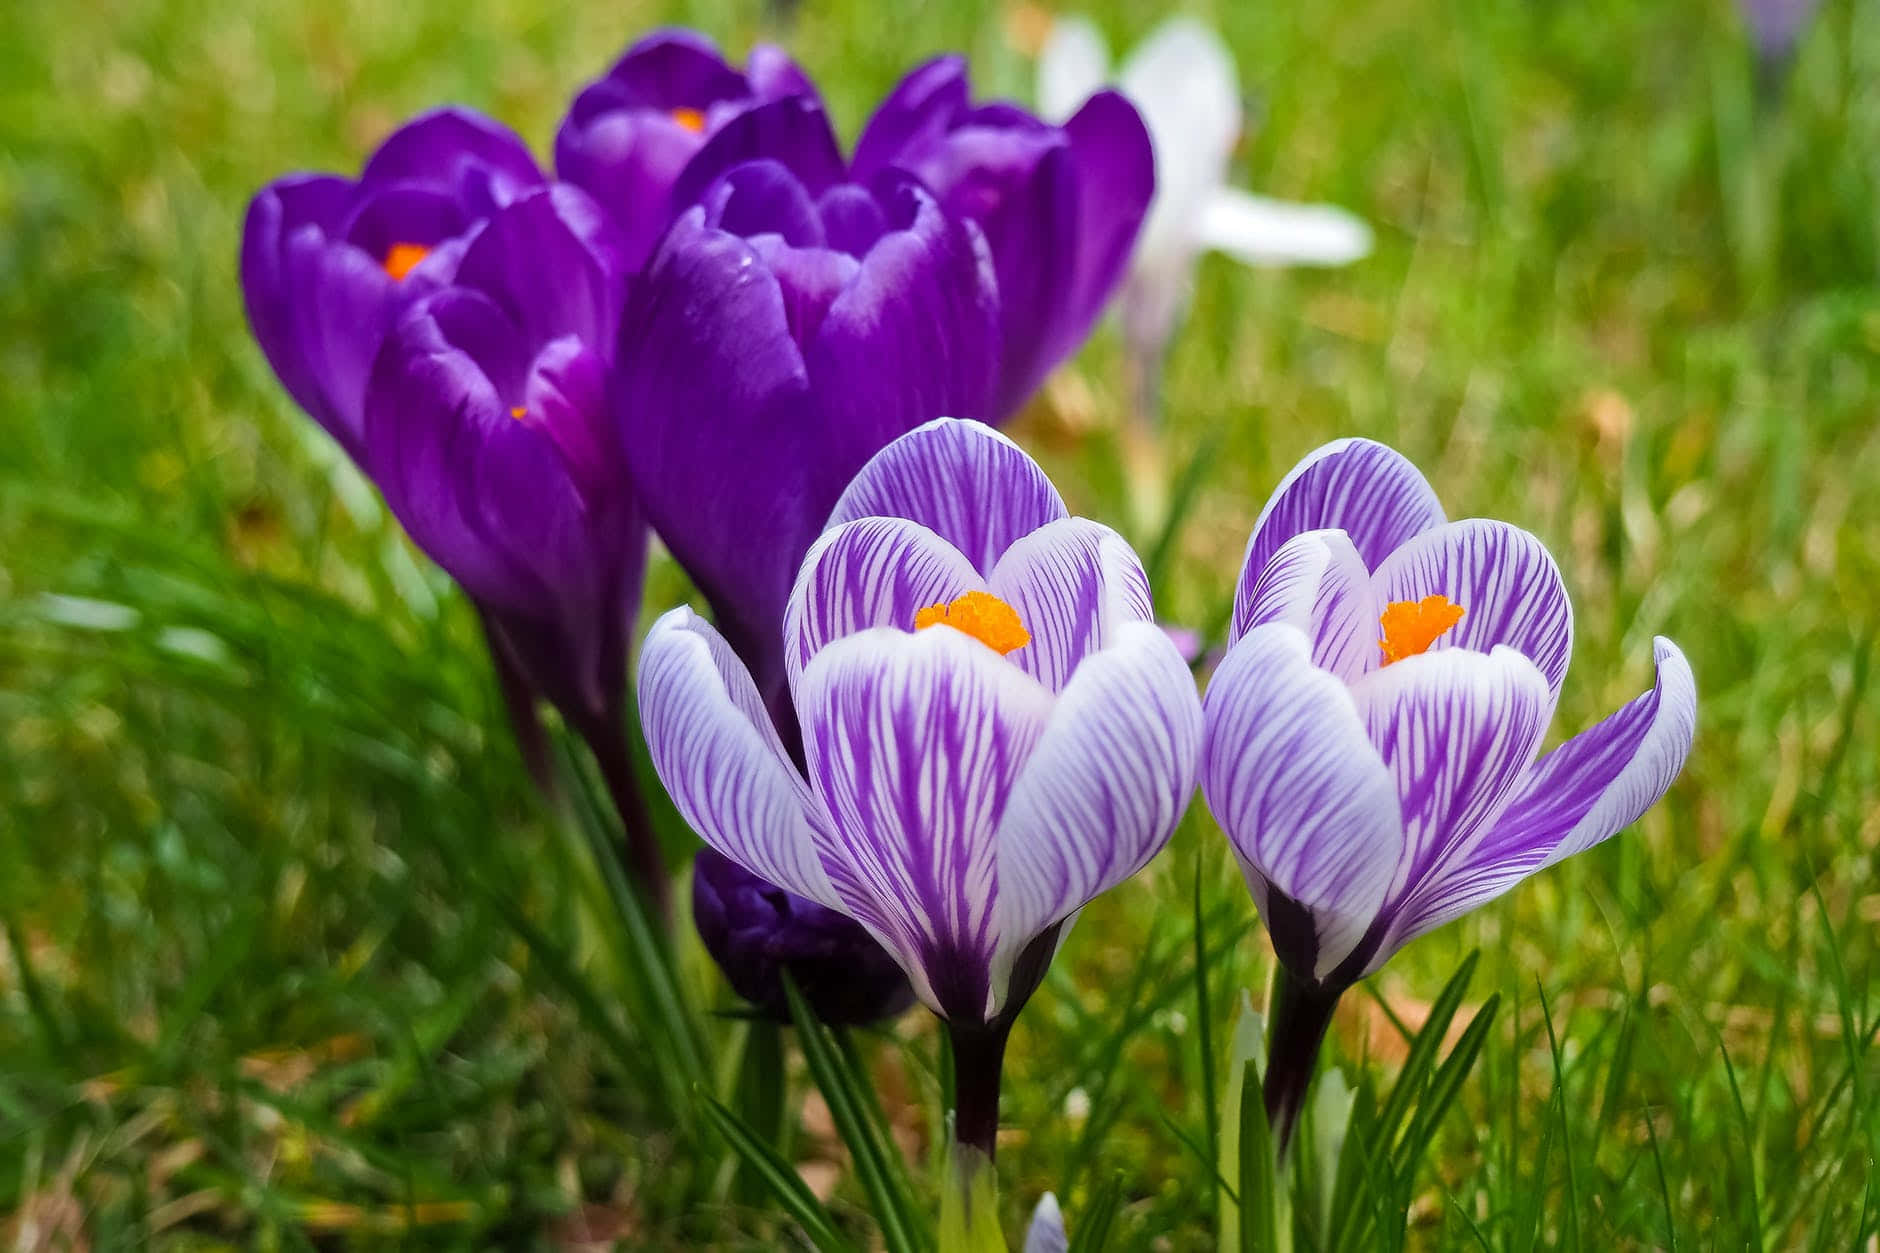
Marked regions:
[1263,965,1343,1159]
[475,603,560,803]
[947,1019,1013,1162]
[580,715,670,926]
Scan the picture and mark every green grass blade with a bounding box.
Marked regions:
[1236,1057,1279,1253]
[698,1091,858,1253]
[1066,1173,1124,1253]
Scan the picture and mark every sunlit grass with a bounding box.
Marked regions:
[2,0,1876,1246]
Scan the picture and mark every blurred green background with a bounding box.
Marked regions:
[2,0,1876,1246]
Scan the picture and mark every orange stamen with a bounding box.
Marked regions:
[1378,595,1466,665]
[509,406,527,420]
[382,241,431,281]
[914,591,1030,655]
[670,106,707,133]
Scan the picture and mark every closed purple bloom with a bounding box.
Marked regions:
[854,57,1155,417]
[241,108,545,462]
[1739,0,1820,61]
[638,420,1200,1154]
[613,127,1002,725]
[1200,438,1696,1144]
[557,29,817,271]
[693,847,914,1026]
[362,184,644,740]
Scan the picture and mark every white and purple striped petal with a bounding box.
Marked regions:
[1370,519,1574,702]
[993,621,1201,1002]
[1232,528,1377,683]
[637,608,842,909]
[1201,624,1404,979]
[783,515,983,690]
[1384,639,1694,950]
[1351,645,1554,948]
[989,518,1154,692]
[797,625,1056,1020]
[824,418,1070,572]
[1239,439,1446,601]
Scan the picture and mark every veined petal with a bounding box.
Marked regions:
[1233,528,1377,684]
[1196,188,1373,267]
[637,608,842,909]
[1371,519,1574,702]
[989,518,1154,692]
[993,621,1200,1004]
[1241,439,1446,605]
[1201,623,1403,980]
[1352,645,1554,945]
[798,626,1055,1021]
[783,515,983,691]
[1037,17,1110,122]
[824,418,1069,572]
[1388,638,1696,947]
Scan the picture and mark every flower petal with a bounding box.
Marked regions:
[1023,1193,1069,1253]
[1233,528,1377,683]
[1196,188,1373,267]
[1036,16,1111,122]
[783,515,983,690]
[824,418,1069,573]
[993,621,1199,998]
[1201,623,1403,980]
[1240,438,1446,601]
[1370,519,1574,701]
[453,185,624,355]
[1388,638,1697,947]
[850,55,972,182]
[638,608,842,909]
[988,518,1155,692]
[1350,644,1555,963]
[667,95,848,213]
[359,106,543,204]
[1119,17,1240,270]
[797,626,1055,1020]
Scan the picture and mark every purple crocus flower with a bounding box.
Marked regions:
[693,847,915,1026]
[851,56,1155,416]
[360,184,664,905]
[638,418,1202,1157]
[1739,0,1820,64]
[241,108,545,464]
[556,29,816,271]
[613,116,1002,728]
[1200,438,1697,1147]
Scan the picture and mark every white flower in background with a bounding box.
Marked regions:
[1038,15,1373,413]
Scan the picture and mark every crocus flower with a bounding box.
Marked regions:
[1199,438,1696,1146]
[1739,0,1820,65]
[850,56,1154,416]
[241,108,546,464]
[612,107,1002,728]
[692,847,915,1026]
[556,29,816,271]
[362,184,664,905]
[1037,17,1371,414]
[638,418,1202,1157]
[1024,1194,1068,1253]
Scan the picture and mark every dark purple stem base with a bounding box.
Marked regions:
[1263,965,1344,1159]
[947,1019,1013,1161]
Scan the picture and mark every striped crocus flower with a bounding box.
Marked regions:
[638,418,1201,1158]
[1201,439,1696,1146]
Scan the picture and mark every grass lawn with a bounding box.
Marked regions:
[2,0,1876,1246]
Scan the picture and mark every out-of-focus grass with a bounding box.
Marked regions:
[2,0,1876,1247]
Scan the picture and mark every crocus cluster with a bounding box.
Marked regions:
[242,27,1154,1003]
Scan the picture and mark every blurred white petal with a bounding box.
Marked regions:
[1036,15,1110,123]
[1120,17,1242,269]
[1197,188,1373,267]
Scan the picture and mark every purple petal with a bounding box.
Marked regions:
[1240,439,1447,603]
[1024,1194,1068,1253]
[1370,519,1574,702]
[993,621,1199,1001]
[359,106,543,203]
[1047,89,1156,384]
[667,96,848,213]
[744,44,817,101]
[797,626,1056,1021]
[568,30,749,116]
[453,184,624,354]
[555,111,710,271]
[1351,644,1555,968]
[782,515,983,690]
[1201,623,1404,981]
[1234,528,1377,684]
[850,56,971,182]
[240,175,357,444]
[613,209,812,694]
[1388,638,1696,947]
[638,608,844,908]
[824,418,1069,573]
[988,518,1154,692]
[702,160,828,246]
